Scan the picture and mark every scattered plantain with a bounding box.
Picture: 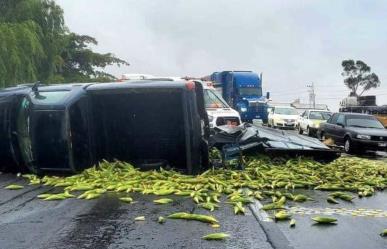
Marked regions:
[202,233,230,240]
[312,216,337,224]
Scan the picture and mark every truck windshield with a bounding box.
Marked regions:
[204,89,229,108]
[239,87,262,96]
[309,111,332,120]
[16,97,33,164]
[275,108,298,115]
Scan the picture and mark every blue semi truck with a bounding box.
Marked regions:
[210,71,269,123]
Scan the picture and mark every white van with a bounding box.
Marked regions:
[201,82,241,128]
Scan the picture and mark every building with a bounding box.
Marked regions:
[268,99,329,114]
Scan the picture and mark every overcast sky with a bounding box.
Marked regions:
[56,0,387,111]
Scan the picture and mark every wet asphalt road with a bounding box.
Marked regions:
[0,173,274,249]
[256,189,387,249]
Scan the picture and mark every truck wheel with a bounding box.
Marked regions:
[344,137,357,154]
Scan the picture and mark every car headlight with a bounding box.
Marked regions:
[356,134,371,140]
[208,115,214,122]
[240,107,247,112]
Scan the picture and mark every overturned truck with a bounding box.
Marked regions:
[0,80,339,175]
[0,81,210,174]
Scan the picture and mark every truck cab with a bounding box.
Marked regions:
[201,81,241,128]
[212,71,269,123]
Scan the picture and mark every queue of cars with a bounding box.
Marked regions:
[267,106,387,154]
[268,107,332,135]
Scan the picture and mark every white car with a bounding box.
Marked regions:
[202,83,241,128]
[297,110,332,136]
[268,106,299,129]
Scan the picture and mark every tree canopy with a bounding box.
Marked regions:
[341,60,380,97]
[0,0,128,88]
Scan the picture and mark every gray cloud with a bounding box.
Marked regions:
[56,0,387,110]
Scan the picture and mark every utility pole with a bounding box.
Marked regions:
[307,83,316,109]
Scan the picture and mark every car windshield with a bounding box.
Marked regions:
[275,108,298,115]
[239,87,262,96]
[203,89,229,108]
[30,91,70,104]
[309,111,332,120]
[347,117,385,129]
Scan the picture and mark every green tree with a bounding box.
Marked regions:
[0,0,128,87]
[59,33,129,83]
[0,21,45,88]
[341,60,380,97]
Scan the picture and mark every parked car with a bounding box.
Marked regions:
[297,110,332,136]
[318,113,387,154]
[0,80,210,174]
[268,106,299,129]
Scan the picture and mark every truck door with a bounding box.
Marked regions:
[31,110,70,172]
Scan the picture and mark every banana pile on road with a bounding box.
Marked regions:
[6,155,387,239]
[14,156,387,210]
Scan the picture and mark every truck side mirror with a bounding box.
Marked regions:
[266,92,270,99]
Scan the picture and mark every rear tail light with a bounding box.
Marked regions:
[185,81,195,91]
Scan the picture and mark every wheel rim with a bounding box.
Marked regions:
[344,139,350,152]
